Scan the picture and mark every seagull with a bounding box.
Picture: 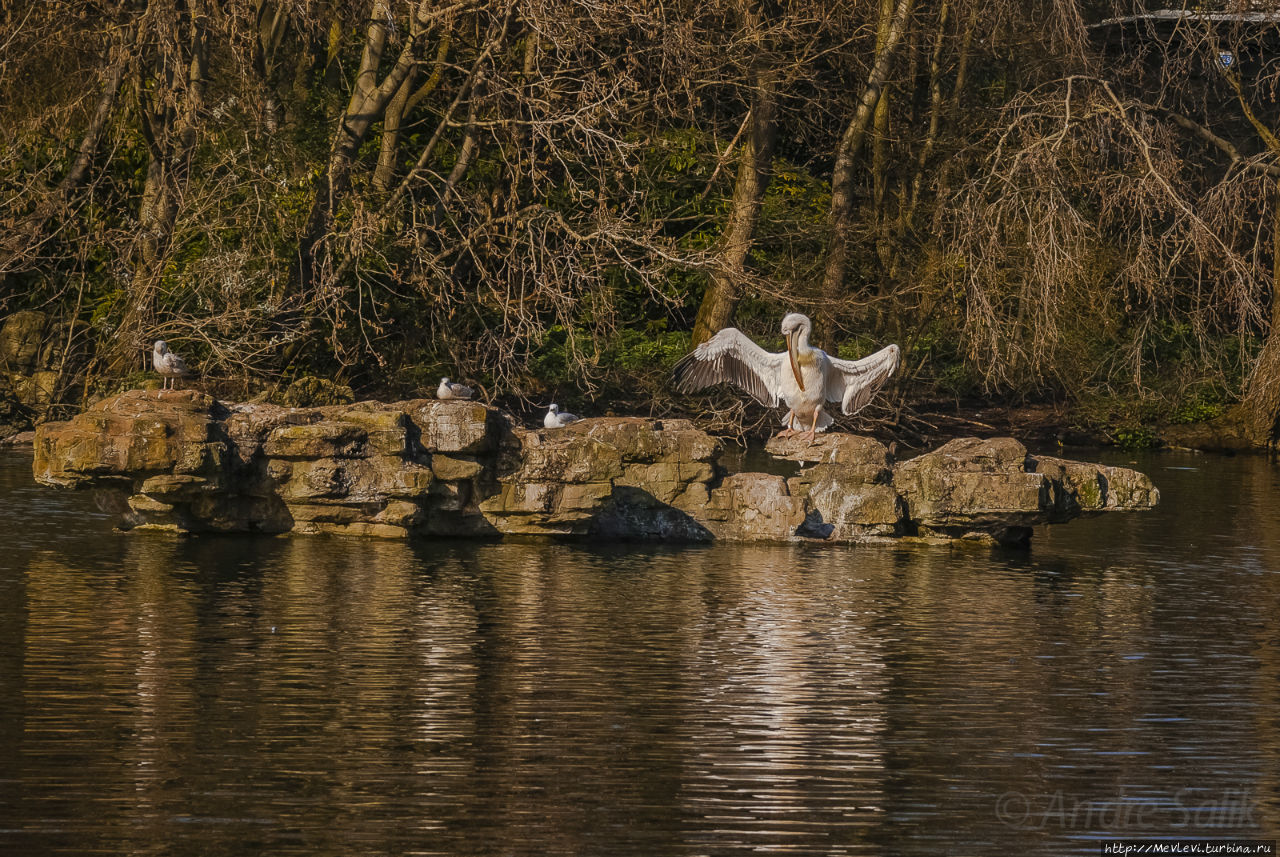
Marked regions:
[152,340,190,391]
[673,313,900,440]
[544,403,581,429]
[437,377,474,400]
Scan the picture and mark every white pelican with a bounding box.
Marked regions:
[152,340,189,390]
[673,313,900,440]
[544,403,581,428]
[437,377,474,400]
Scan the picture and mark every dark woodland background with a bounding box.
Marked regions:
[6,1,1280,445]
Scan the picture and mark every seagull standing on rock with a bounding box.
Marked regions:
[544,403,580,429]
[152,340,189,391]
[437,377,474,400]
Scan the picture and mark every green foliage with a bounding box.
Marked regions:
[1112,424,1160,451]
[1074,393,1165,450]
[529,323,690,389]
[1170,386,1226,425]
[936,363,984,399]
[87,371,157,399]
[603,325,690,372]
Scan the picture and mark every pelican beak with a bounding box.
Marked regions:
[787,330,805,391]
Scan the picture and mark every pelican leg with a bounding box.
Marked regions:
[777,411,797,438]
[802,405,822,443]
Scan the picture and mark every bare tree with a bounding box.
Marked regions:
[690,1,778,345]
[297,0,475,296]
[820,0,914,304]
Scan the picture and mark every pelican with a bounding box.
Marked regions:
[152,340,189,390]
[437,377,474,400]
[544,403,581,429]
[673,313,900,440]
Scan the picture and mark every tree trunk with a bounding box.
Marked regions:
[111,2,210,372]
[297,0,458,293]
[901,0,948,235]
[870,0,893,222]
[252,0,290,132]
[1242,179,1280,444]
[373,68,418,192]
[0,21,136,280]
[690,65,778,345]
[949,4,977,124]
[820,0,914,302]
[374,31,451,191]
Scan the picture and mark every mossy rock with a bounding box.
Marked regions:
[281,376,354,408]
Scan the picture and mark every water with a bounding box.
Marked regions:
[1,447,1277,855]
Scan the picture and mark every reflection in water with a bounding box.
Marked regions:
[0,449,1277,855]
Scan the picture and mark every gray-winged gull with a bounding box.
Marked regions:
[437,377,474,400]
[543,403,580,428]
[152,340,190,391]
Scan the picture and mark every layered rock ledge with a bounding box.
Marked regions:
[33,390,1159,546]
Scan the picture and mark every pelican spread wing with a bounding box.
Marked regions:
[823,344,900,415]
[673,328,786,407]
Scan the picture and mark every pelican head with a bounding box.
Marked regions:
[780,313,811,336]
[780,313,811,391]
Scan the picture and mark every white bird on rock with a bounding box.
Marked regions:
[437,377,474,400]
[673,313,900,441]
[544,403,581,429]
[152,340,190,391]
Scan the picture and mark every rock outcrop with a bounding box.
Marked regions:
[1,310,65,439]
[892,437,1159,545]
[33,391,1160,545]
[1,311,61,408]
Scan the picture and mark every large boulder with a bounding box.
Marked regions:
[766,433,894,480]
[768,434,905,541]
[695,472,807,542]
[1029,454,1161,519]
[34,389,226,487]
[892,437,1159,545]
[480,417,720,537]
[892,437,1050,544]
[406,399,501,454]
[1,310,67,412]
[789,468,906,541]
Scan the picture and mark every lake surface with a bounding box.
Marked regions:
[1,446,1277,855]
